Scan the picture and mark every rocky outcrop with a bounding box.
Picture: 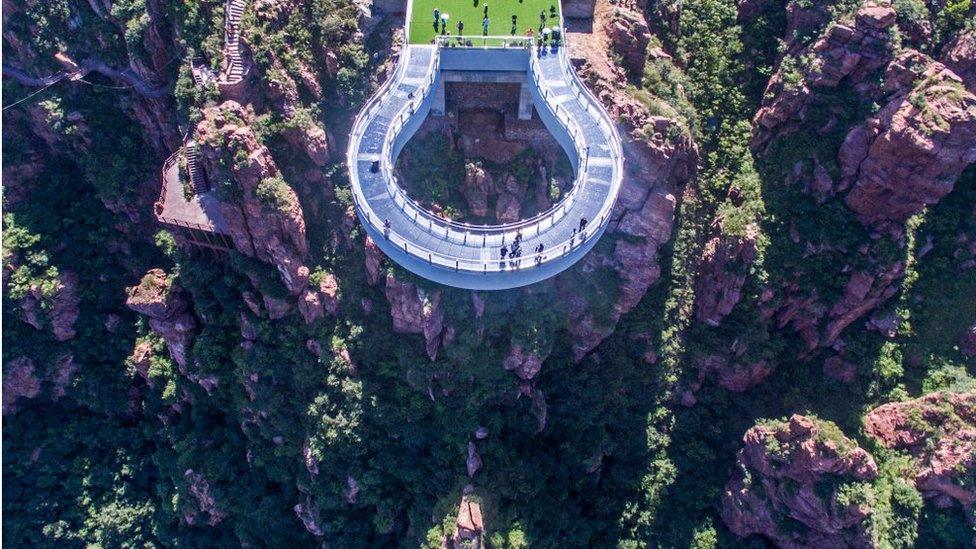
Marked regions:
[502,344,546,381]
[694,223,760,326]
[495,175,524,224]
[722,415,878,547]
[19,270,80,341]
[462,162,492,217]
[767,260,905,350]
[49,271,80,341]
[960,324,976,359]
[466,441,482,477]
[842,52,976,229]
[2,357,41,415]
[196,101,309,295]
[942,30,975,93]
[384,274,446,360]
[125,269,197,370]
[865,392,976,511]
[752,1,899,151]
[753,1,976,231]
[607,8,650,77]
[294,498,325,537]
[183,469,227,527]
[558,185,679,361]
[696,355,773,392]
[297,272,340,324]
[822,261,904,345]
[364,236,383,286]
[452,494,485,548]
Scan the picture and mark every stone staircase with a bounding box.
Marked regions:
[221,0,247,84]
[185,142,209,194]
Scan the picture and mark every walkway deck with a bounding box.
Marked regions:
[155,151,230,234]
[346,41,623,290]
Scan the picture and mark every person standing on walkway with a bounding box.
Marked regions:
[500,246,508,260]
[457,20,464,35]
[483,16,489,35]
[579,217,587,232]
[433,7,440,30]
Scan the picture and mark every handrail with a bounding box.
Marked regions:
[434,35,534,48]
[377,46,591,236]
[345,40,623,273]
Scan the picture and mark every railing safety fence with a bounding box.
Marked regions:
[346,39,623,273]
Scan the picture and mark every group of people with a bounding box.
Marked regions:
[430,3,562,42]
[497,217,587,268]
[499,230,524,262]
[382,215,591,270]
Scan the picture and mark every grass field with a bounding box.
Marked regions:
[407,0,562,44]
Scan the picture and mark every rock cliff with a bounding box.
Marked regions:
[125,269,198,371]
[384,274,447,360]
[865,392,976,511]
[196,101,310,295]
[722,415,878,547]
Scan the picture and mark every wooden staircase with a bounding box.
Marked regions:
[222,0,247,84]
[185,142,209,194]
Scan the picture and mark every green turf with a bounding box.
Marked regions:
[407,0,562,44]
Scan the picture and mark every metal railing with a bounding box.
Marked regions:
[434,35,534,49]
[345,40,623,273]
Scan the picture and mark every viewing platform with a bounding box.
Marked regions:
[155,147,234,252]
[346,37,624,290]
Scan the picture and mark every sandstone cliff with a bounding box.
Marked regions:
[865,392,976,511]
[196,101,310,295]
[722,415,878,547]
[125,268,198,371]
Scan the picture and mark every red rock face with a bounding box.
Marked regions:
[363,236,384,286]
[125,269,198,371]
[843,55,976,229]
[865,392,976,510]
[696,355,773,392]
[2,357,42,415]
[722,415,878,547]
[942,30,975,93]
[606,8,650,77]
[752,2,899,151]
[462,162,492,218]
[196,101,310,295]
[383,274,446,360]
[18,270,81,342]
[183,469,227,527]
[453,494,485,547]
[502,344,545,381]
[694,224,760,327]
[297,272,340,324]
[767,260,905,351]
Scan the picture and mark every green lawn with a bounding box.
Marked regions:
[407,0,562,44]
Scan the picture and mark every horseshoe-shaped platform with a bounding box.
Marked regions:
[346,40,623,290]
